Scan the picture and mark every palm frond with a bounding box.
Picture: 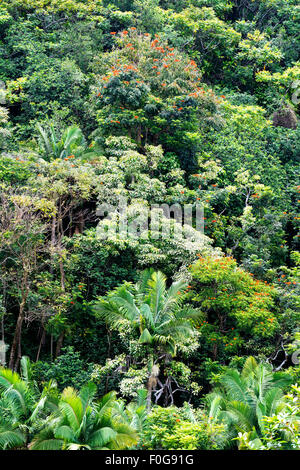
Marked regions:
[254,364,274,401]
[137,268,155,295]
[30,437,64,450]
[241,356,258,379]
[148,271,167,319]
[59,388,83,431]
[207,394,225,421]
[79,382,97,412]
[226,401,256,432]
[160,280,186,318]
[54,425,76,442]
[0,426,25,450]
[140,304,154,328]
[20,356,33,384]
[221,370,252,406]
[0,368,22,389]
[264,387,284,417]
[89,427,116,448]
[93,299,125,327]
[36,124,53,158]
[139,328,153,344]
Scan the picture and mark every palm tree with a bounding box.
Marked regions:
[206,357,292,447]
[0,357,58,449]
[112,389,148,433]
[30,384,137,450]
[37,123,86,161]
[94,269,201,408]
[94,269,200,357]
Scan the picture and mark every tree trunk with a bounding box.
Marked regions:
[55,203,66,357]
[55,331,65,358]
[146,361,159,411]
[146,379,153,412]
[137,125,142,145]
[50,334,53,360]
[36,327,45,362]
[51,215,56,246]
[9,287,28,370]
[50,215,56,275]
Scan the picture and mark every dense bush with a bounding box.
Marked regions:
[140,405,226,450]
[32,347,94,391]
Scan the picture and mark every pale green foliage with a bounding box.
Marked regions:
[37,124,86,161]
[112,388,148,433]
[237,30,283,67]
[237,384,300,450]
[206,357,293,445]
[0,358,57,450]
[30,385,137,450]
[141,403,227,450]
[33,159,98,201]
[119,368,150,399]
[2,0,104,18]
[96,200,215,271]
[256,63,300,88]
[0,106,9,148]
[171,6,241,62]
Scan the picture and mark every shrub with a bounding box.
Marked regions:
[140,405,226,450]
[32,347,93,391]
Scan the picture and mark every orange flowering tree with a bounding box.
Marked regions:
[187,256,282,358]
[93,29,219,167]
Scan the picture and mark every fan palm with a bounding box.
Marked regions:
[30,384,137,450]
[0,357,58,449]
[206,357,292,447]
[94,269,200,357]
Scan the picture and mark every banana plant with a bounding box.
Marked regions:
[37,124,86,161]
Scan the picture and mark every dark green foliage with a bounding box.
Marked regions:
[32,347,93,391]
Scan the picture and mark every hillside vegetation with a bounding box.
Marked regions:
[0,0,299,450]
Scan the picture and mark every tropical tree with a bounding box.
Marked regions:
[94,269,201,407]
[37,124,86,161]
[0,190,51,370]
[0,357,58,449]
[30,384,137,450]
[94,268,200,358]
[112,388,148,433]
[187,256,281,361]
[93,29,219,170]
[236,384,300,450]
[206,357,292,447]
